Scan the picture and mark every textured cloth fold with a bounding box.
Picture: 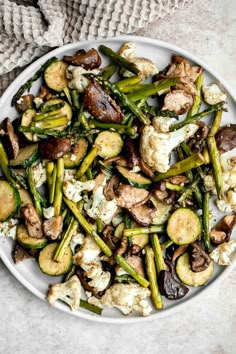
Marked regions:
[0,0,192,96]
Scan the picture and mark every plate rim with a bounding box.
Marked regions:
[0,34,235,324]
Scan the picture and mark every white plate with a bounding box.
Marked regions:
[0,35,236,324]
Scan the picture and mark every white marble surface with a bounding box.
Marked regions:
[1,1,236,353]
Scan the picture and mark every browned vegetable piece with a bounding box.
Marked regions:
[167,55,202,83]
[210,215,236,245]
[115,184,150,208]
[189,242,211,272]
[1,118,19,160]
[63,48,102,70]
[83,81,124,123]
[115,237,128,256]
[15,95,34,112]
[152,181,176,205]
[125,254,145,277]
[124,138,140,167]
[12,242,33,264]
[104,175,120,201]
[43,215,63,240]
[158,269,189,300]
[102,225,120,251]
[171,245,188,262]
[39,138,71,160]
[37,85,53,100]
[188,122,209,153]
[168,175,187,185]
[215,125,236,153]
[21,203,43,239]
[139,159,155,179]
[128,244,141,256]
[162,89,194,115]
[76,268,100,298]
[129,204,153,226]
[104,156,129,167]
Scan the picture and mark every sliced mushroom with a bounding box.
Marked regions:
[167,55,202,83]
[129,204,153,226]
[12,242,33,264]
[102,225,120,251]
[210,215,236,245]
[168,175,187,185]
[63,48,102,70]
[189,242,211,272]
[104,175,120,201]
[128,244,141,256]
[152,181,176,205]
[162,89,194,115]
[188,122,209,153]
[37,85,53,100]
[84,81,124,123]
[139,159,155,178]
[21,203,43,239]
[115,184,150,209]
[215,125,236,154]
[104,156,129,167]
[124,138,140,167]
[125,254,145,277]
[171,245,188,262]
[15,95,34,112]
[116,237,128,256]
[43,215,63,240]
[39,137,71,160]
[1,118,19,160]
[158,269,189,300]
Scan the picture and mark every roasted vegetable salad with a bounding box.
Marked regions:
[0,42,235,317]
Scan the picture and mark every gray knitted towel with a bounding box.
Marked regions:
[0,0,192,96]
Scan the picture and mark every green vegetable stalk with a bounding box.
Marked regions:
[207,136,224,200]
[54,217,78,261]
[26,166,42,217]
[88,119,136,136]
[186,73,203,117]
[76,145,99,179]
[150,234,167,274]
[145,246,163,310]
[0,142,16,184]
[202,192,211,252]
[53,158,64,216]
[101,64,117,80]
[124,225,165,237]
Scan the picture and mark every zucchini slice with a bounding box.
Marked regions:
[17,224,47,249]
[38,242,73,276]
[167,208,201,245]
[130,221,149,249]
[0,180,21,221]
[63,138,88,169]
[116,166,152,188]
[16,189,33,217]
[9,144,38,168]
[176,253,214,286]
[41,98,72,129]
[21,109,38,142]
[44,60,68,92]
[95,131,123,159]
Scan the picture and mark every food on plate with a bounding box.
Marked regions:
[0,41,235,318]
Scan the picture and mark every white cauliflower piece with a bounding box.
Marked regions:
[84,173,118,224]
[47,275,81,311]
[0,219,18,239]
[210,240,236,265]
[43,206,55,219]
[33,97,44,109]
[118,42,159,79]
[140,123,199,173]
[100,283,152,316]
[88,271,111,292]
[152,116,178,133]
[220,147,236,172]
[66,66,100,93]
[70,232,85,254]
[63,178,96,203]
[202,83,227,105]
[32,162,47,188]
[216,199,234,213]
[64,169,76,181]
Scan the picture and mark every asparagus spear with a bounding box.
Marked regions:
[9,168,28,189]
[80,112,94,144]
[154,153,205,182]
[202,192,211,252]
[177,173,203,207]
[150,234,167,274]
[12,57,58,106]
[96,218,103,234]
[160,239,173,250]
[85,74,150,125]
[170,102,224,131]
[71,90,80,110]
[26,166,42,217]
[46,161,54,202]
[34,108,65,121]
[145,246,163,310]
[41,102,65,113]
[186,73,203,117]
[53,158,64,216]
[177,146,193,183]
[88,119,136,136]
[115,76,141,91]
[207,136,224,199]
[19,125,80,139]
[165,182,184,191]
[115,254,150,288]
[208,110,222,136]
[34,115,68,129]
[63,197,112,257]
[126,78,180,102]
[76,145,100,179]
[0,142,16,184]
[101,64,117,80]
[99,45,140,75]
[54,217,78,261]
[123,225,165,237]
[79,299,102,315]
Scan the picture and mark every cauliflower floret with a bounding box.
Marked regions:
[67,66,100,93]
[0,219,18,239]
[64,169,76,181]
[220,148,236,172]
[210,240,236,265]
[140,123,199,173]
[63,178,96,202]
[118,42,159,80]
[32,162,47,188]
[70,232,85,254]
[47,275,81,311]
[99,283,152,316]
[88,271,111,292]
[43,206,55,219]
[152,116,178,133]
[216,199,234,213]
[202,83,227,105]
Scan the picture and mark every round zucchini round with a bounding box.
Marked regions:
[0,180,21,221]
[9,144,39,168]
[38,242,73,276]
[21,109,38,142]
[167,208,201,245]
[17,224,47,249]
[44,60,68,92]
[41,98,72,130]
[95,131,123,159]
[176,253,214,286]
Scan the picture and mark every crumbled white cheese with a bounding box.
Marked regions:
[32,162,47,188]
[202,83,227,105]
[210,240,236,265]
[70,154,77,161]
[67,66,100,93]
[130,166,141,173]
[0,219,18,239]
[33,97,44,109]
[43,206,55,219]
[16,97,24,104]
[63,179,96,203]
